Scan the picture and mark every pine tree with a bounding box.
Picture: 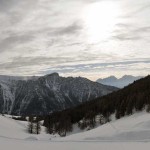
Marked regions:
[28,116,34,134]
[35,116,41,134]
[85,111,96,128]
[57,114,72,137]
[99,114,105,125]
[46,115,56,134]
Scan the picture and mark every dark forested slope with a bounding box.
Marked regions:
[44,75,150,135]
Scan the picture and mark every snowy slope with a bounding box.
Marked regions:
[61,111,150,142]
[0,115,56,141]
[1,112,150,150]
[0,115,27,139]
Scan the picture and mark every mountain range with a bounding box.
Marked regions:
[96,75,143,88]
[45,75,150,134]
[0,73,118,115]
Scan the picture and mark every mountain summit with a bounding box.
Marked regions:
[0,73,118,115]
[96,75,143,88]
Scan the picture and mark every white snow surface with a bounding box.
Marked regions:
[1,111,150,149]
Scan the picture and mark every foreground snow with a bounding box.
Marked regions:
[62,111,150,142]
[1,111,150,150]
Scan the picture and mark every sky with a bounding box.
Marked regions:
[0,0,150,81]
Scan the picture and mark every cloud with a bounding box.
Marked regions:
[112,0,150,42]
[0,0,149,79]
[41,59,150,74]
[53,22,82,35]
[0,0,21,12]
[112,24,150,41]
[0,34,34,53]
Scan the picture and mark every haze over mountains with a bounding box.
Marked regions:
[0,73,118,115]
[0,75,38,81]
[96,75,143,88]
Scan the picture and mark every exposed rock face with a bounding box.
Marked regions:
[0,73,118,115]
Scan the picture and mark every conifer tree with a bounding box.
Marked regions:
[28,116,34,134]
[35,116,41,134]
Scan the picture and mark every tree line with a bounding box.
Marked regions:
[43,75,150,136]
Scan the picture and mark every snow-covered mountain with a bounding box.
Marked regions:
[96,75,143,88]
[0,73,118,115]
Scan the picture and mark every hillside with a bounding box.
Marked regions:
[0,73,118,115]
[1,112,150,150]
[62,111,150,142]
[44,75,150,135]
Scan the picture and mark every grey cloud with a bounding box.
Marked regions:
[0,52,113,70]
[135,26,150,33]
[0,0,149,77]
[112,33,141,41]
[69,60,150,69]
[120,0,150,19]
[41,59,150,75]
[0,0,39,27]
[0,34,35,53]
[0,0,38,13]
[0,56,82,70]
[0,0,21,12]
[113,24,150,41]
[54,22,82,35]
[46,22,82,37]
[132,3,150,15]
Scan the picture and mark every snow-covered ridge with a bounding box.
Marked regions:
[0,73,118,115]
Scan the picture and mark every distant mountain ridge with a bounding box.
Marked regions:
[96,75,143,88]
[0,73,118,115]
[0,75,38,81]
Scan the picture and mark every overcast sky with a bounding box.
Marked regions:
[0,0,150,80]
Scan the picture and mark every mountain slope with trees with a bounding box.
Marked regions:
[44,75,150,136]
